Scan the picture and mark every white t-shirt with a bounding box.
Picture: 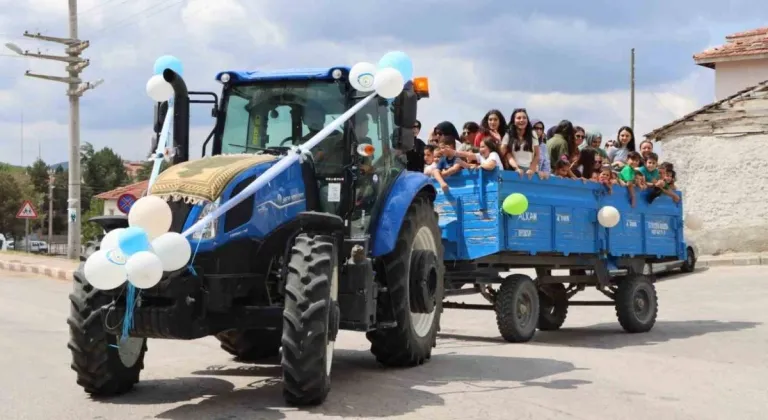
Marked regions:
[424,162,437,176]
[475,151,504,170]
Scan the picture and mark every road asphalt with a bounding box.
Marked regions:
[1,266,766,420]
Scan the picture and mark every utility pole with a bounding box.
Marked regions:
[48,171,55,254]
[630,48,635,132]
[20,111,23,166]
[6,0,104,260]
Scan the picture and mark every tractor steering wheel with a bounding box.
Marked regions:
[280,137,295,147]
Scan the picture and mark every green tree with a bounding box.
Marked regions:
[0,172,23,237]
[81,199,105,243]
[80,142,130,211]
[26,158,50,195]
[0,171,43,238]
[27,158,51,231]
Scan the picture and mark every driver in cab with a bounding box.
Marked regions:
[301,101,345,173]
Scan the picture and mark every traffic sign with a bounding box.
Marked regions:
[117,193,137,214]
[16,200,38,219]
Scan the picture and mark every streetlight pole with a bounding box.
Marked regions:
[5,0,104,260]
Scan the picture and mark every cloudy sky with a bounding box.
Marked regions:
[1,0,767,166]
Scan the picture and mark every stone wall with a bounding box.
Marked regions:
[662,134,768,254]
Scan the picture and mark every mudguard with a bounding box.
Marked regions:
[370,171,436,257]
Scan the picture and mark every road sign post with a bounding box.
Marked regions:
[16,200,39,253]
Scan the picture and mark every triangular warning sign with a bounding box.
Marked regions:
[16,200,39,219]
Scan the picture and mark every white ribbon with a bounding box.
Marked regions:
[181,92,378,237]
[148,98,174,191]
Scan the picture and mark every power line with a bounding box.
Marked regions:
[87,0,186,39]
[77,0,129,16]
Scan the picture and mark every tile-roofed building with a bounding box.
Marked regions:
[694,26,768,101]
[694,27,768,67]
[94,180,148,216]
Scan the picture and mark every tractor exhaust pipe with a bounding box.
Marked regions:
[162,68,190,164]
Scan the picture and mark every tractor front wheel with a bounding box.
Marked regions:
[67,264,146,396]
[280,234,339,406]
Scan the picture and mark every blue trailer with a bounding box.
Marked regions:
[435,168,686,342]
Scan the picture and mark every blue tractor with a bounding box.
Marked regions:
[67,67,443,406]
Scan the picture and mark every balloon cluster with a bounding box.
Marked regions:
[349,51,414,99]
[84,196,192,291]
[145,55,183,102]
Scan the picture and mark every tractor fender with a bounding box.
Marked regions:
[370,171,436,257]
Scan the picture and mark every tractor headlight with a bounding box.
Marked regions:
[192,199,220,240]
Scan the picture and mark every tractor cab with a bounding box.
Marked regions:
[208,67,428,237]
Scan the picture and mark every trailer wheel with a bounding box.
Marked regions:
[537,283,568,331]
[281,234,338,406]
[495,274,539,343]
[367,195,444,367]
[215,329,282,362]
[67,264,146,396]
[680,247,696,273]
[615,275,658,333]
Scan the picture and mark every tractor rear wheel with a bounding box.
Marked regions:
[366,194,444,367]
[281,234,338,406]
[67,264,146,396]
[215,329,282,362]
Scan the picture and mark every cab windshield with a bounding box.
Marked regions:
[220,80,346,152]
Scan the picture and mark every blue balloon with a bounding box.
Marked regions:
[377,51,413,82]
[153,55,183,76]
[118,227,151,257]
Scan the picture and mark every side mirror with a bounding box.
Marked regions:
[392,82,417,151]
[392,127,415,150]
[393,82,417,128]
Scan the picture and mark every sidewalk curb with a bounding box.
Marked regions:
[0,260,75,281]
[698,256,768,267]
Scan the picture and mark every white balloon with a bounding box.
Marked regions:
[685,213,703,231]
[373,67,405,99]
[125,251,164,289]
[146,74,174,102]
[151,232,192,272]
[100,228,124,251]
[83,249,127,291]
[349,62,377,92]
[128,195,172,240]
[597,206,621,228]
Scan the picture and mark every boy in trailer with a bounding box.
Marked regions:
[617,151,643,207]
[647,168,680,203]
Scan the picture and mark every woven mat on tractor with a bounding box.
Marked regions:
[149,154,277,204]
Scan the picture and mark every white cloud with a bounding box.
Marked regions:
[0,0,718,168]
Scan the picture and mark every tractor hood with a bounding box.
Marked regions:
[149,154,279,204]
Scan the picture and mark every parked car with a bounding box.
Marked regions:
[610,240,699,277]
